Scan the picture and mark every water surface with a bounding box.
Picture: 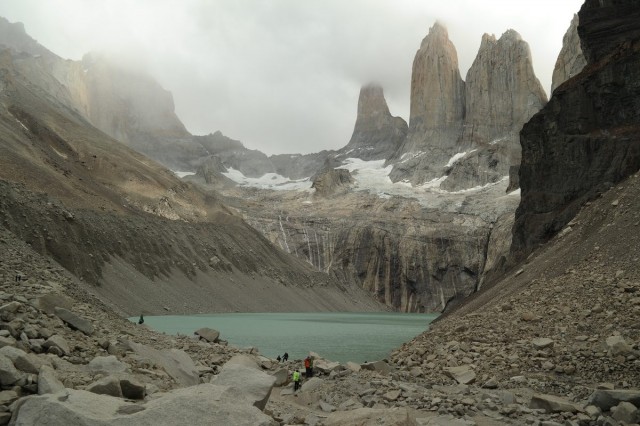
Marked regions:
[134,312,437,363]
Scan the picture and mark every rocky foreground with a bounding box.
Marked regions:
[0,176,640,426]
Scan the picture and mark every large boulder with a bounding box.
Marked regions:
[54,307,94,336]
[34,293,73,315]
[87,356,129,375]
[0,353,23,386]
[194,327,220,343]
[588,389,640,411]
[127,341,199,386]
[211,364,276,411]
[11,384,275,425]
[37,365,65,395]
[0,346,44,374]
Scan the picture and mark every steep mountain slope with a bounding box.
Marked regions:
[512,0,640,261]
[0,42,384,315]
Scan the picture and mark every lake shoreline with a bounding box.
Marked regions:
[131,312,438,364]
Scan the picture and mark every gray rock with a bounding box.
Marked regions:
[531,338,554,349]
[223,354,260,370]
[211,364,276,411]
[605,335,633,356]
[271,368,288,387]
[128,341,199,386]
[612,401,640,424]
[319,401,336,412]
[443,365,476,385]
[43,335,70,355]
[0,390,19,406]
[529,393,581,413]
[0,336,16,349]
[0,353,23,386]
[384,389,402,402]
[11,384,275,425]
[119,377,145,400]
[87,355,129,374]
[345,361,361,372]
[0,301,21,314]
[301,377,323,393]
[37,365,65,395]
[194,327,220,343]
[588,389,640,411]
[0,345,43,374]
[314,359,340,374]
[86,376,123,398]
[54,307,94,336]
[34,293,73,315]
[361,360,393,375]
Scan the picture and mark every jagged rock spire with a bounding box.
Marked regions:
[463,29,547,145]
[406,22,465,151]
[342,83,407,160]
[551,14,586,93]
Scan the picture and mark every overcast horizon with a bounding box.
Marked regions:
[0,1,584,155]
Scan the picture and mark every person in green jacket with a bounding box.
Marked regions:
[292,369,301,391]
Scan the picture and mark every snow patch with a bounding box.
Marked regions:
[173,171,196,178]
[223,167,312,191]
[399,151,426,163]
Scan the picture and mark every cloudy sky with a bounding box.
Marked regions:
[0,0,584,155]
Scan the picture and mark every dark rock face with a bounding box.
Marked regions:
[340,84,407,161]
[578,0,640,64]
[512,0,640,259]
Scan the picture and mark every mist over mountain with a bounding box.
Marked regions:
[2,1,640,424]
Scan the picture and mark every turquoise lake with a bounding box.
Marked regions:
[133,312,438,363]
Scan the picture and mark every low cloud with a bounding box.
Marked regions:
[0,0,584,154]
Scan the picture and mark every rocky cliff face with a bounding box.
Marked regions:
[440,30,547,192]
[235,183,518,313]
[389,23,465,184]
[512,0,640,260]
[551,14,586,94]
[406,23,465,153]
[462,30,546,147]
[340,84,408,161]
[389,25,546,191]
[338,84,408,160]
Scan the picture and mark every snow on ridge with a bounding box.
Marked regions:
[399,151,425,163]
[173,171,196,178]
[222,167,312,191]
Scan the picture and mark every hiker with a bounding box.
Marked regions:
[138,314,144,325]
[292,369,301,391]
[283,352,289,362]
[276,355,281,362]
[304,356,312,377]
